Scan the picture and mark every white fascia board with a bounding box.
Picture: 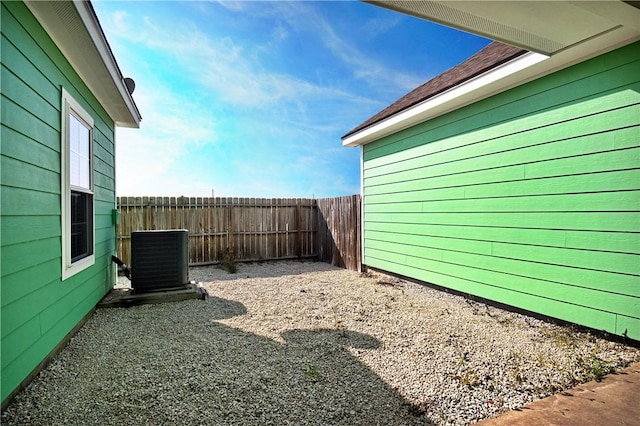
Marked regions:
[342,51,548,147]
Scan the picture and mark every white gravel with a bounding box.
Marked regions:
[3,260,638,425]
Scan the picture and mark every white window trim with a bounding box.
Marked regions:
[61,88,95,280]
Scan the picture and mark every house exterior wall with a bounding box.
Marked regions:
[362,41,640,340]
[1,1,117,404]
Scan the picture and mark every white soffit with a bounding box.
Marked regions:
[344,0,640,147]
[365,1,640,55]
[25,1,141,128]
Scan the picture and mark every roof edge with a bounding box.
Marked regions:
[343,50,547,147]
[25,0,141,128]
[82,1,141,127]
[343,27,640,147]
[343,42,525,140]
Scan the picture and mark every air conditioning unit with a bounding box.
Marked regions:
[131,230,189,290]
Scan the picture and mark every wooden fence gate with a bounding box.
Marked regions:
[316,195,361,271]
[116,195,361,271]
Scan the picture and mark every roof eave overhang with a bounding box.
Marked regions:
[344,1,640,147]
[364,1,640,56]
[25,0,141,128]
[343,50,547,147]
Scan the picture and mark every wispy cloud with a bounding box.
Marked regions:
[105,3,392,127]
[361,14,404,40]
[186,1,425,101]
[114,75,218,195]
[115,10,332,110]
[263,1,426,93]
[211,1,246,13]
[94,1,487,198]
[97,2,398,197]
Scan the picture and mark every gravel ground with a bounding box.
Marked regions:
[3,260,639,425]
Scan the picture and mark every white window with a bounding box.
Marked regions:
[61,88,95,280]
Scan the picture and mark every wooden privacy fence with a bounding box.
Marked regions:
[116,195,361,271]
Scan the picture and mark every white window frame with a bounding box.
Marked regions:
[61,88,95,280]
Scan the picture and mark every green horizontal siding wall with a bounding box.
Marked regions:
[1,2,117,404]
[363,41,640,340]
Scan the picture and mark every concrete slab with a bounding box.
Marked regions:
[98,283,207,308]
[477,362,640,426]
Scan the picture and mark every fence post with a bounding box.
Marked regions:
[295,200,301,259]
[227,197,235,256]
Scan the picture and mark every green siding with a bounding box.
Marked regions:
[362,41,640,340]
[1,2,117,404]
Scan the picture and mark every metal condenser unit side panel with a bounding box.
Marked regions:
[131,230,189,289]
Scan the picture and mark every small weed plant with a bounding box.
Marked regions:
[304,365,320,382]
[576,351,615,382]
[220,250,237,274]
[540,325,580,348]
[455,369,480,387]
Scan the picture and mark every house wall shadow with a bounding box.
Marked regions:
[2,296,433,425]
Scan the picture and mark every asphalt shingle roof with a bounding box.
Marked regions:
[343,42,527,139]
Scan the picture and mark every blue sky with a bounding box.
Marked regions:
[93,1,490,198]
